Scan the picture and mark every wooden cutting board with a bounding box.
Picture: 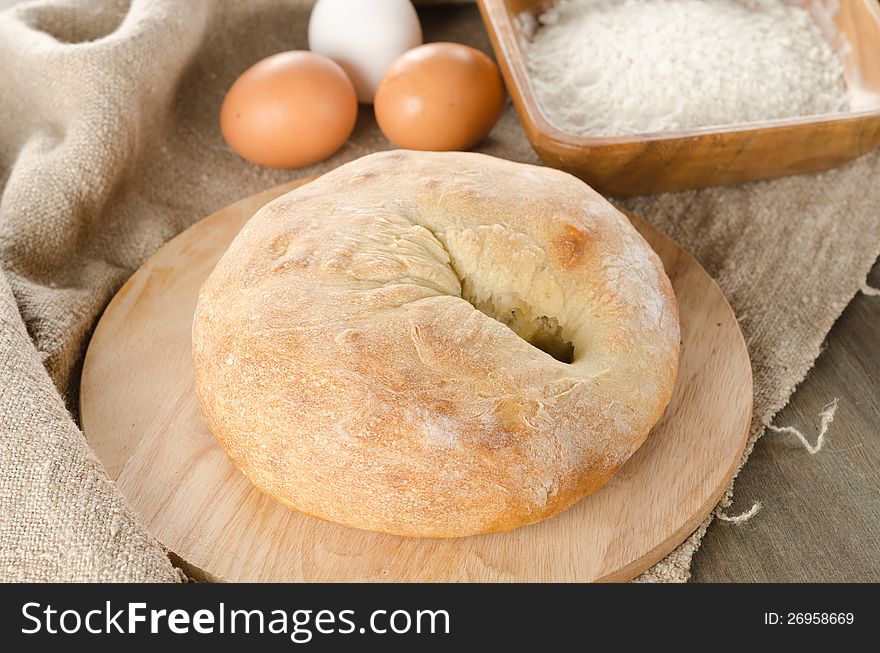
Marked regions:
[80,177,752,582]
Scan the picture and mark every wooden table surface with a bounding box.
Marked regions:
[691,259,880,582]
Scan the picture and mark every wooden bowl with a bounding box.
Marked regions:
[477,0,880,196]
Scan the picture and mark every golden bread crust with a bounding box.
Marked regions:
[193,151,680,537]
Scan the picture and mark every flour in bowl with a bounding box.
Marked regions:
[524,0,851,136]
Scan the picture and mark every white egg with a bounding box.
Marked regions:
[308,0,423,103]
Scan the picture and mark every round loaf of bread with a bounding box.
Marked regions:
[193,151,680,537]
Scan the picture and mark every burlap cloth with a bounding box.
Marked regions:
[1,0,878,583]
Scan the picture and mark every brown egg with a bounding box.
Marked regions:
[220,51,357,168]
[374,42,506,151]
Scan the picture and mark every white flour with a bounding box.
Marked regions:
[525,0,851,136]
